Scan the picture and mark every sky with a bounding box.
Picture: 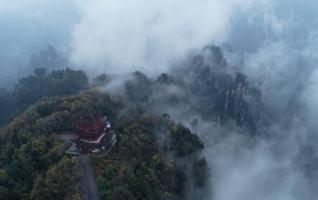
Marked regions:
[1,0,318,79]
[0,0,79,85]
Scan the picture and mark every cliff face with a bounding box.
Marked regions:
[120,45,265,135]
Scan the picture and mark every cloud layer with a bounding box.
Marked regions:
[71,2,318,200]
[2,1,318,199]
[0,0,78,86]
[70,0,262,75]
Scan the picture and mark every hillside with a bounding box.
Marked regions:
[0,45,267,199]
[0,89,206,200]
[2,2,318,200]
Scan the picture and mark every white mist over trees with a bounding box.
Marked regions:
[2,0,318,200]
[70,0,261,75]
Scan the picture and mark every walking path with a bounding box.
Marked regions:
[78,155,100,200]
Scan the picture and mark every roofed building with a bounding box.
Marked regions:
[75,114,114,153]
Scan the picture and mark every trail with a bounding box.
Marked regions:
[78,155,100,200]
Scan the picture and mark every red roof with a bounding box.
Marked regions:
[75,115,111,143]
[76,115,103,132]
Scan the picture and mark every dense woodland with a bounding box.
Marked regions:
[0,68,88,126]
[0,84,207,199]
[92,113,206,200]
[0,45,265,199]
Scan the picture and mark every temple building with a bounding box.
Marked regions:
[74,114,114,153]
[54,113,116,156]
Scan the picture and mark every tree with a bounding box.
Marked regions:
[30,45,67,70]
[34,68,47,77]
[30,158,80,200]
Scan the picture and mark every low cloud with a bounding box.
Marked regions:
[70,0,263,75]
[0,0,78,86]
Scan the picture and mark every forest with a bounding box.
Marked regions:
[2,43,273,200]
[0,66,209,199]
[2,1,318,199]
[0,45,261,199]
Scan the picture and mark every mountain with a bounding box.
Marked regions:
[0,87,206,199]
[0,45,278,200]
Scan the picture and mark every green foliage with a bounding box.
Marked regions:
[97,176,112,199]
[34,68,47,76]
[0,88,14,126]
[125,72,152,105]
[0,86,207,200]
[93,73,112,86]
[92,112,205,200]
[12,68,88,111]
[29,45,67,70]
[30,158,80,200]
[0,89,121,199]
[169,123,204,157]
[192,158,208,187]
[0,68,88,126]
[0,130,59,199]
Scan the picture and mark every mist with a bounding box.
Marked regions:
[0,0,79,87]
[70,0,264,75]
[2,0,318,200]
